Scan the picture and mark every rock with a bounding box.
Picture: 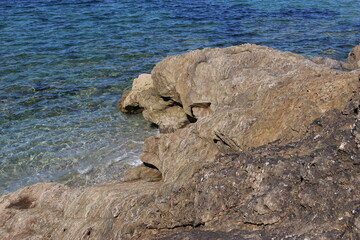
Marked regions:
[311,56,341,69]
[158,229,349,240]
[141,98,360,240]
[138,44,358,183]
[142,104,189,133]
[0,183,70,239]
[117,74,155,113]
[119,74,189,132]
[140,135,161,168]
[158,229,269,240]
[0,181,161,240]
[190,102,212,119]
[1,44,360,240]
[123,163,162,182]
[341,44,360,70]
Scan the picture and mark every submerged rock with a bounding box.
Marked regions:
[1,44,359,240]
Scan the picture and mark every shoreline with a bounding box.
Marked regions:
[0,44,359,239]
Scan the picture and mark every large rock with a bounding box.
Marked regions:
[133,44,359,182]
[1,44,359,240]
[2,98,358,240]
[145,99,360,236]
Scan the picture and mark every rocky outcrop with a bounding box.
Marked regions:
[0,44,359,240]
[122,44,359,182]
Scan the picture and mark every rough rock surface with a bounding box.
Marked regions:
[310,56,341,69]
[123,44,358,183]
[342,45,360,71]
[123,163,162,182]
[150,99,360,240]
[117,73,189,133]
[0,44,359,240]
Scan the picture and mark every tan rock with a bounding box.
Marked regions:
[119,74,189,132]
[139,44,358,182]
[140,135,161,168]
[123,163,162,182]
[311,57,341,69]
[117,74,162,113]
[0,181,161,240]
[1,44,360,240]
[151,44,309,116]
[190,102,212,119]
[341,44,360,70]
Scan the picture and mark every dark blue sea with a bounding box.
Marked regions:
[1,0,359,195]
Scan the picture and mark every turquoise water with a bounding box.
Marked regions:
[1,0,359,195]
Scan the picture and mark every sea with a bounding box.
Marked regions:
[1,0,359,195]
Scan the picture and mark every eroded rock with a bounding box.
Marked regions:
[124,163,162,182]
[139,98,360,240]
[118,73,189,132]
[341,44,360,71]
[1,44,359,240]
[311,56,341,69]
[136,44,359,182]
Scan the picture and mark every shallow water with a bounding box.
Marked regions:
[1,0,359,195]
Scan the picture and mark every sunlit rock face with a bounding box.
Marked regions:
[1,44,359,240]
[122,44,358,182]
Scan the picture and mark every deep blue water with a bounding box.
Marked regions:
[1,0,359,195]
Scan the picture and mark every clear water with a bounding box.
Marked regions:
[1,0,359,195]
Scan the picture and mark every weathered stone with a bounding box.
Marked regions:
[342,44,360,70]
[119,74,189,132]
[311,56,341,69]
[190,102,212,119]
[1,44,359,240]
[123,163,162,182]
[0,183,70,239]
[0,181,161,240]
[140,135,161,168]
[140,44,358,182]
[141,98,360,240]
